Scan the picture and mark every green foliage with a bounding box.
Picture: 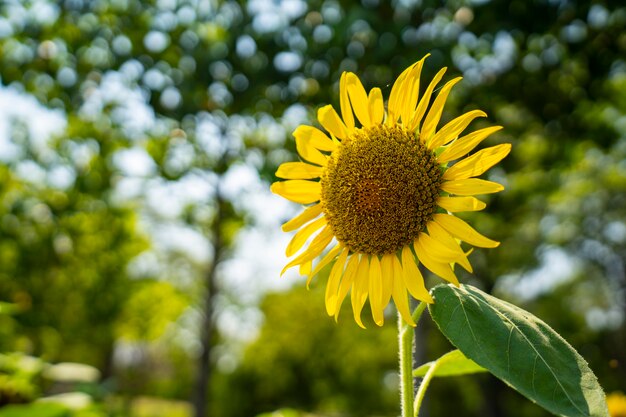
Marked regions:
[429,284,608,417]
[215,284,399,417]
[255,409,305,417]
[0,403,69,417]
[413,349,486,378]
[0,353,45,405]
[115,281,188,342]
[126,396,192,417]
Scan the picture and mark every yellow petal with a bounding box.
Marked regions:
[391,256,416,326]
[295,135,328,166]
[433,213,500,248]
[401,246,433,302]
[325,247,349,316]
[318,105,349,139]
[428,110,487,150]
[282,204,323,232]
[293,125,337,152]
[346,73,371,127]
[443,144,512,180]
[421,77,462,143]
[438,126,503,163]
[414,238,460,285]
[380,253,394,308]
[387,62,416,125]
[307,244,343,287]
[351,255,370,328]
[271,180,321,204]
[339,72,355,130]
[334,254,360,320]
[280,226,333,275]
[400,58,428,127]
[368,87,384,126]
[426,222,472,273]
[299,260,312,276]
[416,232,464,263]
[441,178,504,195]
[368,256,384,326]
[411,67,447,132]
[276,162,324,179]
[286,217,326,257]
[437,196,486,213]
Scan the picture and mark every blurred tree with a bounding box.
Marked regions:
[0,115,148,370]
[214,282,399,417]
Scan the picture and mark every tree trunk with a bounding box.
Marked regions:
[191,184,224,417]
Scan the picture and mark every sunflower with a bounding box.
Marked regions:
[271,55,510,327]
[608,392,626,417]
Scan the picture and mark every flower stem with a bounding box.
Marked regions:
[398,302,426,417]
[414,357,441,417]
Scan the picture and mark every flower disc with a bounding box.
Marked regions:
[321,124,442,255]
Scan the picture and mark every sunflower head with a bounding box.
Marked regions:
[321,124,443,255]
[271,55,510,328]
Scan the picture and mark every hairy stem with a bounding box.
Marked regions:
[398,302,427,417]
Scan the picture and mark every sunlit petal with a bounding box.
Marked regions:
[308,244,344,287]
[368,87,384,126]
[318,105,349,139]
[346,73,371,127]
[280,226,333,275]
[368,256,384,326]
[325,247,349,316]
[294,125,337,152]
[391,255,416,326]
[400,57,428,127]
[275,162,324,179]
[339,72,355,130]
[281,204,323,232]
[380,253,394,308]
[401,246,433,302]
[299,260,312,276]
[438,126,503,163]
[443,144,512,180]
[441,178,504,195]
[411,67,447,132]
[428,110,487,150]
[295,135,328,166]
[421,77,462,143]
[286,217,326,257]
[434,214,500,248]
[427,222,472,273]
[351,255,371,328]
[271,180,321,204]
[437,196,486,213]
[416,232,464,264]
[414,238,460,285]
[388,58,427,125]
[334,254,360,320]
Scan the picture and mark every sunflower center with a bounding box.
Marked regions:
[321,124,443,255]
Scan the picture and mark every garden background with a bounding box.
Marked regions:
[0,0,625,416]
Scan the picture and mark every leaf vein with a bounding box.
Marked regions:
[466,287,585,415]
[450,287,493,370]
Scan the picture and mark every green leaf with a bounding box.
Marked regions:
[429,284,608,417]
[413,349,487,378]
[0,403,69,417]
[0,302,18,315]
